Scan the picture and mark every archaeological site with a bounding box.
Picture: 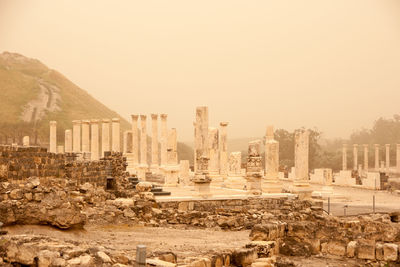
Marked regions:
[1,1,400,267]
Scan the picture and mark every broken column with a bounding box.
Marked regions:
[164,128,179,186]
[263,125,282,193]
[225,152,246,189]
[342,144,347,171]
[49,121,57,153]
[123,131,133,153]
[112,118,120,152]
[208,127,219,175]
[81,120,90,153]
[90,119,99,160]
[363,144,368,171]
[22,136,30,147]
[101,119,111,157]
[160,114,168,167]
[374,144,380,170]
[179,160,190,186]
[353,144,358,170]
[219,122,229,177]
[246,140,263,195]
[137,115,148,180]
[397,144,400,173]
[292,130,311,199]
[151,114,159,172]
[386,144,390,172]
[65,130,72,153]
[131,115,139,169]
[192,106,211,197]
[72,120,81,153]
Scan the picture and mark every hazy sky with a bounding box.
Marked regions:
[1,0,400,141]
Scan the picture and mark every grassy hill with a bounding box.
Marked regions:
[0,52,193,161]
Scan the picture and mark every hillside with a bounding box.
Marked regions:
[0,52,193,162]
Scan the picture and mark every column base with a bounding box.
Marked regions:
[225,175,247,190]
[137,165,148,180]
[262,179,283,193]
[290,181,312,199]
[246,173,262,195]
[164,165,180,187]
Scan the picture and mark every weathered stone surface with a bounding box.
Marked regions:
[136,181,153,192]
[346,241,357,258]
[357,239,375,260]
[383,243,398,261]
[231,248,258,267]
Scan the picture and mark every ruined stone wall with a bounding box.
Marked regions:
[0,145,127,187]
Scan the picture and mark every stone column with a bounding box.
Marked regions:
[353,144,358,170]
[151,114,159,170]
[179,160,190,185]
[65,130,72,153]
[138,115,148,180]
[49,121,57,153]
[293,130,311,198]
[57,145,64,154]
[246,140,263,195]
[219,122,228,177]
[263,125,281,193]
[131,115,139,167]
[363,144,368,171]
[72,120,81,153]
[81,120,90,153]
[208,127,219,175]
[111,118,120,152]
[123,131,133,153]
[167,128,178,165]
[101,119,111,157]
[397,144,400,173]
[193,106,211,197]
[374,144,380,170]
[342,144,347,171]
[90,119,99,160]
[22,136,30,147]
[385,144,390,171]
[160,114,168,167]
[228,152,242,176]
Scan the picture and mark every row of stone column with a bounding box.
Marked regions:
[342,143,400,172]
[49,119,121,160]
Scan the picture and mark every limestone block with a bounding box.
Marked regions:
[147,259,177,267]
[321,241,346,256]
[136,182,152,192]
[231,248,258,267]
[347,241,357,258]
[375,243,384,261]
[383,243,398,261]
[357,239,375,260]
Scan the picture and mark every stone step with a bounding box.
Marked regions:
[153,191,171,196]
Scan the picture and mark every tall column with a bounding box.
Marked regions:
[397,144,400,173]
[131,115,139,166]
[90,119,99,160]
[363,144,368,171]
[167,128,178,165]
[151,114,159,169]
[123,131,133,153]
[386,144,390,171]
[101,119,111,157]
[160,114,168,167]
[263,125,281,193]
[72,120,81,153]
[294,130,309,183]
[111,118,120,152]
[81,120,90,153]
[246,140,263,195]
[219,122,229,176]
[49,121,57,153]
[208,127,219,175]
[353,144,358,170]
[65,130,72,153]
[374,144,380,170]
[342,144,347,171]
[140,115,147,166]
[194,107,209,173]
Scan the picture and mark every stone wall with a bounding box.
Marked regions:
[0,145,127,187]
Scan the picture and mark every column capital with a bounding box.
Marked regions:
[140,115,147,121]
[112,118,120,123]
[82,120,90,124]
[374,144,380,148]
[151,114,158,120]
[160,114,168,120]
[50,121,57,126]
[385,144,390,147]
[220,122,229,127]
[102,118,111,123]
[131,114,139,121]
[72,120,81,125]
[90,119,100,124]
[353,144,358,148]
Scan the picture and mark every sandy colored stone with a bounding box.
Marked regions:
[383,243,398,261]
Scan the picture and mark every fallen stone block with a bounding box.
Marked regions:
[147,258,177,267]
[383,243,398,262]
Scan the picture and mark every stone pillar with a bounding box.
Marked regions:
[137,115,148,180]
[193,106,211,197]
[219,122,228,177]
[228,152,242,176]
[65,130,72,153]
[22,136,30,147]
[101,119,111,157]
[179,160,190,185]
[374,144,380,170]
[208,127,219,175]
[342,144,347,171]
[246,140,263,195]
[385,144,390,171]
[151,114,159,171]
[49,121,57,153]
[292,130,311,198]
[111,118,120,152]
[397,144,400,173]
[90,120,99,160]
[353,144,358,170]
[81,120,90,153]
[123,131,133,153]
[167,128,178,165]
[72,120,81,153]
[57,145,64,154]
[160,114,168,167]
[363,144,368,171]
[263,125,282,193]
[131,115,139,167]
